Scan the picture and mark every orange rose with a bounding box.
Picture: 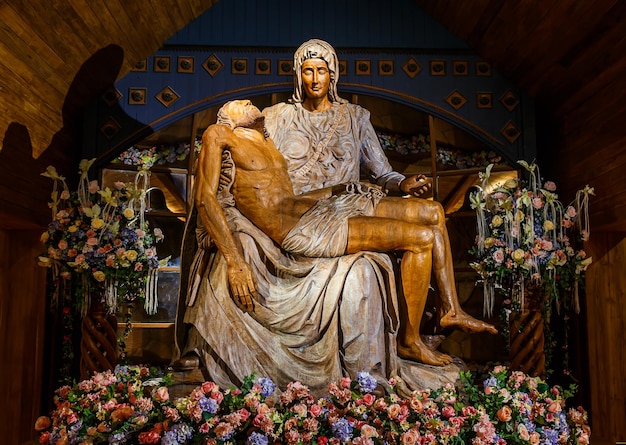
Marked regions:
[529,432,541,445]
[400,428,420,445]
[409,397,423,413]
[497,405,512,422]
[34,416,51,432]
[111,405,134,422]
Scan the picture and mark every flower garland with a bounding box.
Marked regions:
[113,139,201,168]
[377,131,503,169]
[35,365,590,445]
[38,159,165,382]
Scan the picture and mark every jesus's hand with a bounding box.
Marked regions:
[227,261,259,312]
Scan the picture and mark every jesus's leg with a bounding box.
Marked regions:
[346,217,452,366]
[374,198,497,335]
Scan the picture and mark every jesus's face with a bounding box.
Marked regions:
[300,58,331,101]
[224,100,264,128]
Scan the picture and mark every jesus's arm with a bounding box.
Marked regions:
[195,124,259,311]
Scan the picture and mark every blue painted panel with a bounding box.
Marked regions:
[85,0,535,165]
[166,0,467,49]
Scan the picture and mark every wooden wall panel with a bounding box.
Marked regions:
[0,230,48,445]
[585,232,626,443]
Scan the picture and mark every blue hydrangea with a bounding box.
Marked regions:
[483,376,498,388]
[246,431,269,445]
[541,428,559,445]
[356,371,378,394]
[523,417,537,432]
[331,417,354,442]
[108,432,130,444]
[198,396,219,413]
[161,423,193,445]
[258,377,276,398]
[556,412,570,434]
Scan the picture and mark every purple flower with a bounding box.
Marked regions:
[258,377,276,397]
[162,423,193,444]
[198,396,218,413]
[483,376,498,389]
[542,428,559,445]
[356,371,378,393]
[246,432,269,445]
[331,417,354,442]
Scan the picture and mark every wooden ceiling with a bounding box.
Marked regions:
[1,0,625,230]
[418,0,626,119]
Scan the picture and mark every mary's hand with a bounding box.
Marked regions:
[227,261,259,312]
[400,174,432,197]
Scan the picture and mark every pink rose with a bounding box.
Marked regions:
[340,376,352,388]
[442,405,455,418]
[154,386,169,402]
[362,393,376,407]
[214,422,234,439]
[566,206,577,218]
[309,403,323,417]
[202,381,217,393]
[360,424,379,438]
[544,181,557,191]
[493,249,505,264]
[238,408,251,422]
[292,403,308,418]
[518,424,530,440]
[88,180,100,194]
[548,401,561,413]
[211,390,224,403]
[284,417,299,431]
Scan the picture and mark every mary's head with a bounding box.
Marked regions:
[291,39,346,104]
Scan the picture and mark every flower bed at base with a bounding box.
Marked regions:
[35,365,590,445]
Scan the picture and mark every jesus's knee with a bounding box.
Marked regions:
[402,199,444,226]
[406,226,434,250]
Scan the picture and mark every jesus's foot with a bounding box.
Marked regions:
[440,310,498,334]
[398,340,453,366]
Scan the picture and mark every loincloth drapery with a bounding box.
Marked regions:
[281,182,384,257]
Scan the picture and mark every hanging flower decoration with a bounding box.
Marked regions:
[39,158,164,315]
[469,161,594,371]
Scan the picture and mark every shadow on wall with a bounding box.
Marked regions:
[0,45,147,229]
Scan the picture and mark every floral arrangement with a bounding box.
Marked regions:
[462,365,590,445]
[469,161,594,372]
[38,159,165,379]
[377,131,503,169]
[35,365,590,445]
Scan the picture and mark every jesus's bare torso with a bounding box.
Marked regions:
[227,127,317,244]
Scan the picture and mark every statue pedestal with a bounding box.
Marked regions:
[508,287,546,377]
[167,367,208,399]
[396,356,465,397]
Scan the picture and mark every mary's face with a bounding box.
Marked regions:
[300,58,331,101]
